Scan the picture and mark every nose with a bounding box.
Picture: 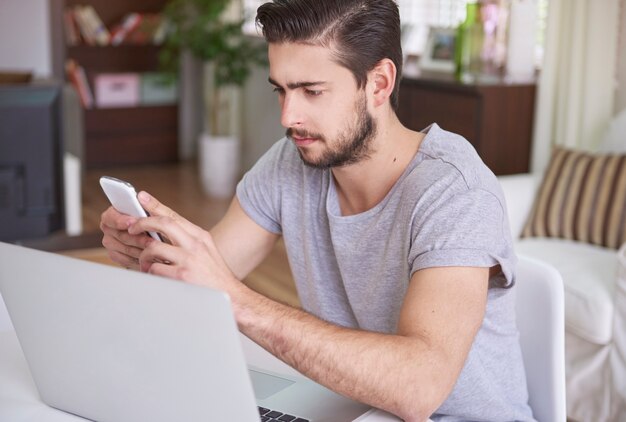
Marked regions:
[280,93,304,129]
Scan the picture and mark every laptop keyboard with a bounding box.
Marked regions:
[258,406,310,422]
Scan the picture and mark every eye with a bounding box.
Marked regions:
[272,87,285,95]
[305,89,323,97]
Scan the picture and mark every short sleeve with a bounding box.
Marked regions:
[408,187,516,288]
[236,140,287,235]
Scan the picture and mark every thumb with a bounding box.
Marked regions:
[137,190,200,236]
[137,191,176,219]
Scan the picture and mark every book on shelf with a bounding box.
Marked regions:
[110,13,142,46]
[72,5,110,46]
[64,8,168,46]
[123,14,164,45]
[65,59,94,109]
[63,9,81,46]
[71,6,94,45]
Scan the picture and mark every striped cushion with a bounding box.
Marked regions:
[522,147,626,249]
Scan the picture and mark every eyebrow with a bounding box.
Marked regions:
[268,77,327,90]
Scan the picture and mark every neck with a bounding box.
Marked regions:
[331,113,424,216]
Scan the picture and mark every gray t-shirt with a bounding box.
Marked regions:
[236,124,535,421]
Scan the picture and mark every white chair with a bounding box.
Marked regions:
[515,255,567,422]
[0,292,13,332]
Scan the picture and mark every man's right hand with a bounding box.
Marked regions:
[100,206,155,270]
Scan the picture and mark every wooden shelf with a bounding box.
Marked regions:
[67,45,163,73]
[84,105,178,168]
[57,0,178,169]
[397,77,536,175]
[65,0,168,25]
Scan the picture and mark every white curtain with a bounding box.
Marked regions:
[616,0,626,113]
[531,0,620,172]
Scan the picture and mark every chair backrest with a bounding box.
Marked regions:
[515,255,567,422]
[0,292,13,332]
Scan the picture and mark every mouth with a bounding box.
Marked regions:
[287,129,322,147]
[291,136,318,147]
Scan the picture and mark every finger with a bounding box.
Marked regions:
[101,221,154,250]
[144,261,207,287]
[145,262,182,280]
[101,232,146,261]
[129,214,206,251]
[137,191,178,218]
[138,241,185,273]
[137,191,203,235]
[101,206,137,231]
[106,248,140,270]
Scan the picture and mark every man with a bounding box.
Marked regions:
[100,1,535,421]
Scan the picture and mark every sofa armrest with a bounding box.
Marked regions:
[497,173,540,239]
[611,244,626,418]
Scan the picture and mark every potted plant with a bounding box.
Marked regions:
[160,0,266,197]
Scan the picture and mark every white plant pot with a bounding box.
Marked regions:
[198,133,240,198]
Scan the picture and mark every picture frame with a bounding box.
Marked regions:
[419,27,456,73]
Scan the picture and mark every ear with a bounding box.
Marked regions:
[369,58,397,108]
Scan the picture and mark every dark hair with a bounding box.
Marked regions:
[256,0,403,111]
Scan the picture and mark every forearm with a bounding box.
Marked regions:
[125,196,480,421]
[233,286,454,422]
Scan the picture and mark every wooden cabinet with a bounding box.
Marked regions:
[397,76,536,175]
[58,0,178,168]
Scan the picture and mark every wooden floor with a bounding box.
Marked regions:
[65,160,299,307]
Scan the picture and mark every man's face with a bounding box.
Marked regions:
[268,43,377,169]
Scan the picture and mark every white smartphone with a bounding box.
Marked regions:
[99,176,162,241]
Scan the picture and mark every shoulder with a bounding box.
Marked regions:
[405,124,504,205]
[418,124,496,186]
[403,125,515,286]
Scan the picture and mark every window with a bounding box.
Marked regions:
[396,0,467,56]
[242,0,265,35]
[243,0,467,41]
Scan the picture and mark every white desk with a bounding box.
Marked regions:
[0,329,400,422]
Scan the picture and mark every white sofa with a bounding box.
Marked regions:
[499,173,625,422]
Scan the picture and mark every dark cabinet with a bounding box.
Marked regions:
[397,76,536,175]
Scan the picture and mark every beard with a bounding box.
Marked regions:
[286,94,377,169]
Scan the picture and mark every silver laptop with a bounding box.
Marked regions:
[0,242,371,422]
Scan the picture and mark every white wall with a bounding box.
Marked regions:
[241,63,284,171]
[0,0,52,78]
[176,51,283,172]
